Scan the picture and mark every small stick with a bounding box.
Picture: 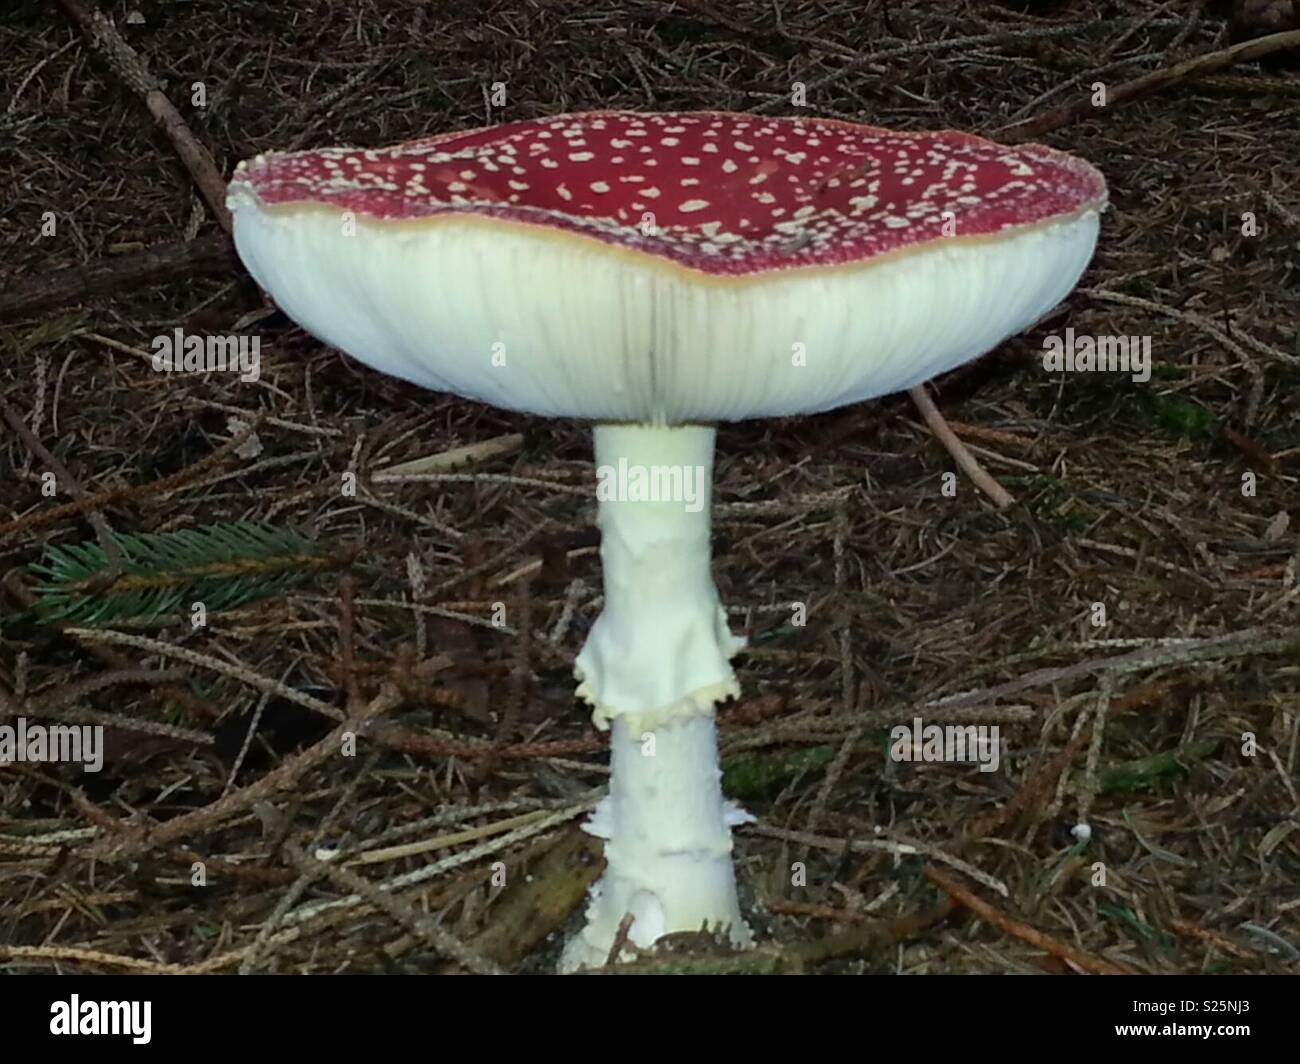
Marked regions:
[338,575,361,713]
[765,897,872,924]
[785,899,957,968]
[375,433,526,476]
[924,627,1299,713]
[605,913,637,967]
[287,844,504,975]
[56,0,232,232]
[0,233,235,322]
[0,944,206,975]
[1000,27,1300,142]
[909,384,1016,509]
[0,396,123,582]
[925,864,1137,975]
[80,682,404,861]
[0,417,264,541]
[939,420,1035,450]
[1168,918,1257,961]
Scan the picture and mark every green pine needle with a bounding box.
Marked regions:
[22,521,346,627]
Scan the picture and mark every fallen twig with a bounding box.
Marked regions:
[925,864,1137,975]
[287,844,505,975]
[56,0,232,231]
[1,396,123,582]
[0,233,236,322]
[751,821,1009,897]
[908,383,1016,509]
[80,681,404,861]
[1167,918,1258,961]
[1000,28,1300,141]
[924,628,1300,713]
[0,418,264,541]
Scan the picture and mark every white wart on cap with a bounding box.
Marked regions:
[227,111,1106,423]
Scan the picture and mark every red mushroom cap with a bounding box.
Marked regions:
[231,110,1106,278]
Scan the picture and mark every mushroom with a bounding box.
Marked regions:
[226,111,1107,970]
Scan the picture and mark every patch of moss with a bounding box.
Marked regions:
[722,746,836,800]
[1099,739,1218,793]
[1004,473,1092,532]
[1140,393,1218,441]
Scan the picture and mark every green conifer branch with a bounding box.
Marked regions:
[21,521,353,627]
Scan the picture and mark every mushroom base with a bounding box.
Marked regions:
[560,712,753,972]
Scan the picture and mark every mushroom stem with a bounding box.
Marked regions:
[575,424,742,724]
[563,423,751,970]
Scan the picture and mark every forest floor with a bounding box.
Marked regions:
[1,0,1298,974]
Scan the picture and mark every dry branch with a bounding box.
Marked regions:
[56,0,232,231]
[81,681,404,861]
[0,233,236,322]
[1001,27,1300,141]
[908,383,1016,509]
[925,865,1137,975]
